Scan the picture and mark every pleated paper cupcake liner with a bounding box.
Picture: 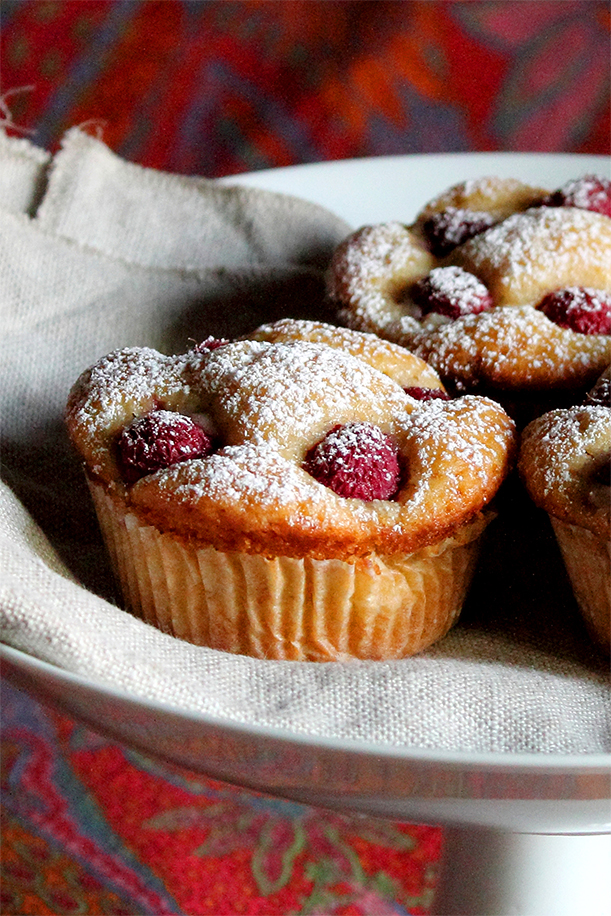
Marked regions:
[551,517,611,654]
[89,480,490,662]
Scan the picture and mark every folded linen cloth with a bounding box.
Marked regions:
[1,128,609,754]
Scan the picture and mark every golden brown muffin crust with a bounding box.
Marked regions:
[412,176,546,229]
[327,177,611,394]
[66,321,516,560]
[519,403,610,539]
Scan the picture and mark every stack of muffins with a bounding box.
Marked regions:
[66,173,610,660]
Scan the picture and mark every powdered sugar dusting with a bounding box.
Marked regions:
[405,305,611,391]
[412,266,492,318]
[396,397,505,505]
[454,207,609,291]
[158,444,329,509]
[328,184,611,392]
[328,222,433,330]
[67,327,517,557]
[544,174,611,217]
[199,339,408,455]
[65,346,204,477]
[421,206,496,256]
[304,422,401,500]
[117,409,212,481]
[526,407,610,490]
[520,405,611,537]
[538,287,611,335]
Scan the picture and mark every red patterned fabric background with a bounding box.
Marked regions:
[2,681,441,915]
[1,0,609,171]
[1,2,609,914]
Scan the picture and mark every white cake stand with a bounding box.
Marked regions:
[3,153,610,914]
[2,644,610,916]
[224,153,611,915]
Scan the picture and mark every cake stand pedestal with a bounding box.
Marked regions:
[432,826,611,915]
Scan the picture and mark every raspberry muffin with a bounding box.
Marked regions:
[65,320,516,662]
[327,175,611,422]
[519,367,611,653]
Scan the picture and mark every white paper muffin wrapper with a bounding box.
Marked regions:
[551,517,611,653]
[90,480,488,662]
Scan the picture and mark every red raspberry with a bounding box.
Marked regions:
[194,336,230,352]
[117,410,213,482]
[303,422,401,501]
[538,287,611,335]
[421,207,496,256]
[411,267,493,320]
[404,386,451,401]
[541,175,611,218]
[585,376,611,408]
[583,374,611,484]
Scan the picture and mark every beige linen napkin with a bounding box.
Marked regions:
[1,127,609,753]
[0,128,49,216]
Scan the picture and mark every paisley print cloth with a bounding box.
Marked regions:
[1,0,609,173]
[2,683,441,915]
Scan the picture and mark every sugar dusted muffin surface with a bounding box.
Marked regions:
[519,368,611,653]
[327,175,611,402]
[67,321,516,560]
[66,320,517,661]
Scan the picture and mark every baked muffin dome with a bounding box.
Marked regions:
[67,323,515,559]
[327,176,611,405]
[519,367,610,653]
[66,320,517,661]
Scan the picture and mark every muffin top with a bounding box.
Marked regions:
[518,368,611,538]
[66,320,516,560]
[327,175,611,393]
